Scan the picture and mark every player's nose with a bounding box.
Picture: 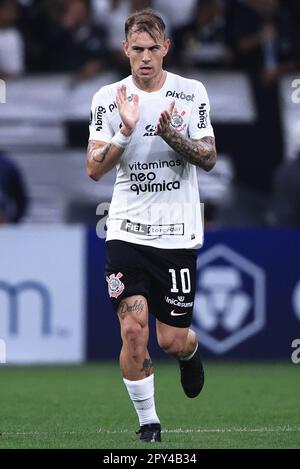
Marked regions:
[142,50,151,62]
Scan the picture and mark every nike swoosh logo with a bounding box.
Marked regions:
[170,310,188,316]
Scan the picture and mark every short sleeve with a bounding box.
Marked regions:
[89,88,114,142]
[188,82,214,140]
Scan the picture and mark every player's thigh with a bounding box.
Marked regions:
[149,247,197,328]
[118,294,149,341]
[156,318,189,352]
[105,240,150,313]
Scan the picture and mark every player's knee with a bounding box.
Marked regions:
[121,319,147,347]
[158,336,185,356]
[122,320,141,341]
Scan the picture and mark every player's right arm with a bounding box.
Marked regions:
[87,139,125,181]
[87,85,139,181]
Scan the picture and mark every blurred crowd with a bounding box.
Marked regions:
[0,0,299,80]
[0,150,27,224]
[0,0,300,226]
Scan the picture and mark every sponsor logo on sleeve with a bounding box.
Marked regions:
[197,103,208,129]
[94,106,106,131]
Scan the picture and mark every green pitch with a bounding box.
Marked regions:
[0,362,299,449]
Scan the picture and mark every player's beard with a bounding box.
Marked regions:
[132,68,165,88]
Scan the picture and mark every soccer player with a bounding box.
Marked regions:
[87,9,216,443]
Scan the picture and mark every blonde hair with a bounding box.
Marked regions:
[125,9,166,42]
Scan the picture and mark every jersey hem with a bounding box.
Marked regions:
[105,231,203,250]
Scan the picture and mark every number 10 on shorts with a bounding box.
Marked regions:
[169,268,191,293]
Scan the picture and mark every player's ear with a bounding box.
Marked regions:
[163,38,171,57]
[123,40,130,57]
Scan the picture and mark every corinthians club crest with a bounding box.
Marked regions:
[106,272,125,299]
[170,108,187,132]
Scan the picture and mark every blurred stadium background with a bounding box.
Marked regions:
[0,0,300,449]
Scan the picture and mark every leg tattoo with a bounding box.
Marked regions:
[140,358,154,377]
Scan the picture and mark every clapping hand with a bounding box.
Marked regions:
[116,85,140,136]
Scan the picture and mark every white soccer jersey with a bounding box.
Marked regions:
[89,71,214,249]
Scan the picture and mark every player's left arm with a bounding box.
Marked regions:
[157,100,217,172]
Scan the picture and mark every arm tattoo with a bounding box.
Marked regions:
[140,358,153,377]
[161,129,217,171]
[87,141,112,164]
